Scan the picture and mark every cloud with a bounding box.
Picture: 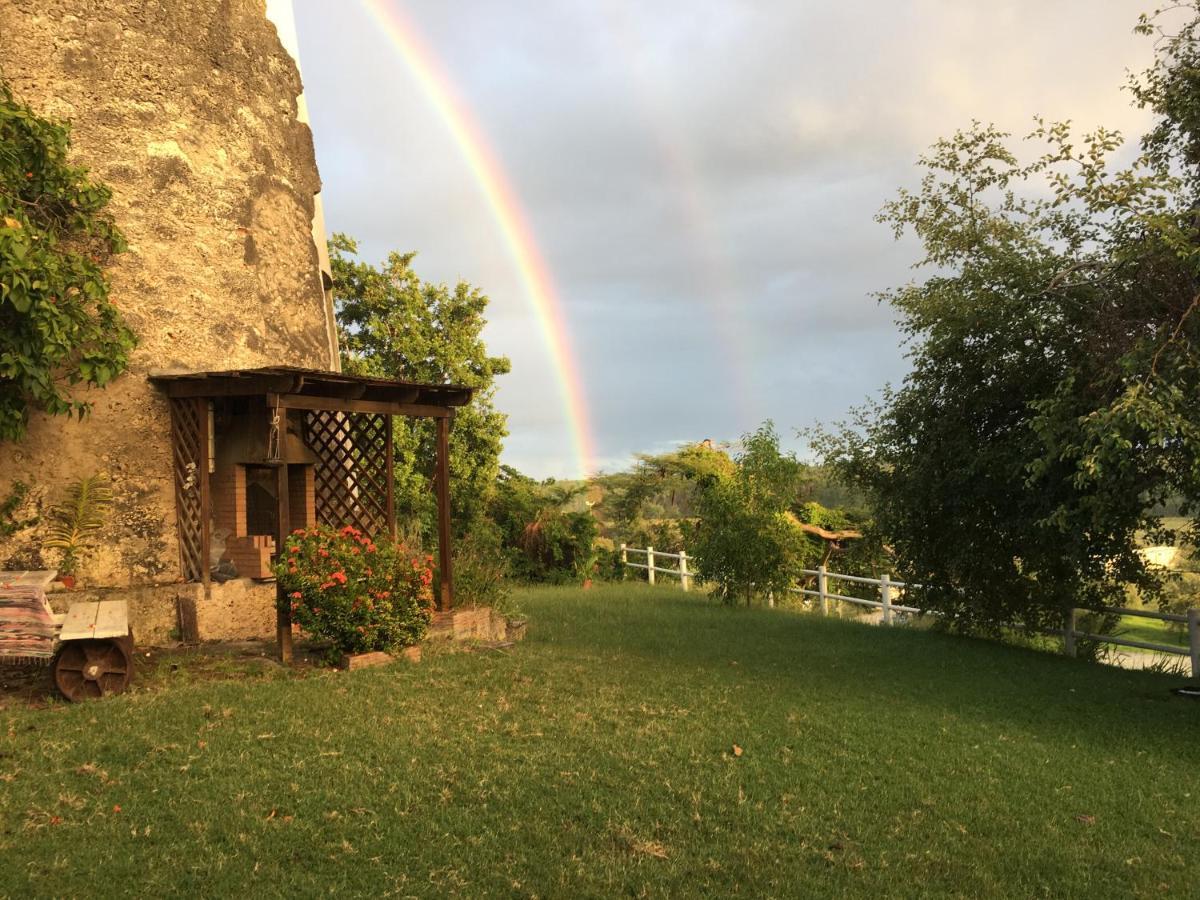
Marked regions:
[295,0,1160,476]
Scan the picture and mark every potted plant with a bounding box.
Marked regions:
[43,474,112,589]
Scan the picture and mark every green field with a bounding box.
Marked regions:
[1,584,1197,897]
[1115,614,1190,651]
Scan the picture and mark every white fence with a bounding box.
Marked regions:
[619,544,1200,677]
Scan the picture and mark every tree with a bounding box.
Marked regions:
[819,6,1200,631]
[691,423,816,604]
[0,80,135,441]
[487,466,596,583]
[329,234,510,538]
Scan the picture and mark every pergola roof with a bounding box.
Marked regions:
[150,366,472,417]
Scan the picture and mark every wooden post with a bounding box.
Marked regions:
[384,414,396,539]
[679,549,691,592]
[818,565,829,616]
[1188,608,1199,678]
[198,398,212,592]
[272,400,292,664]
[1064,608,1077,658]
[620,543,628,580]
[646,546,655,585]
[880,573,893,625]
[435,415,454,612]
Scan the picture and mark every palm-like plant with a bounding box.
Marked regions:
[43,474,112,575]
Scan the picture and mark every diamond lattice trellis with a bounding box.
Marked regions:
[168,397,207,581]
[302,410,391,536]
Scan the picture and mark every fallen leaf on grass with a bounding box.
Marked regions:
[1075,814,1096,826]
[731,744,743,757]
[629,838,669,859]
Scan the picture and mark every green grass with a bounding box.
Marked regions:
[1114,614,1190,651]
[1,584,1197,898]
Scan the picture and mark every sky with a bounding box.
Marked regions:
[292,0,1159,479]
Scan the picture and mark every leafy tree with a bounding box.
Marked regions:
[691,423,816,604]
[819,6,1200,631]
[329,233,510,539]
[488,466,596,583]
[0,80,135,441]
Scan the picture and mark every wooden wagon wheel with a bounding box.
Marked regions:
[52,636,133,701]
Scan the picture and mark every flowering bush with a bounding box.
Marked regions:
[274,525,435,655]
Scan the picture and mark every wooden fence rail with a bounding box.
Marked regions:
[618,545,1200,677]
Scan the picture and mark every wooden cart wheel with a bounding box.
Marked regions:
[52,636,133,701]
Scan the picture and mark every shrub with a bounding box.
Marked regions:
[453,531,512,612]
[274,525,434,655]
[1,80,136,441]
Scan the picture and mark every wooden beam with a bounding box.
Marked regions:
[155,374,303,398]
[276,394,452,418]
[435,415,454,612]
[274,403,293,664]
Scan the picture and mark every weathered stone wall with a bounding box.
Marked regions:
[46,578,278,645]
[0,0,335,587]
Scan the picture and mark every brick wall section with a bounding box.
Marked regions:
[222,535,275,579]
[288,464,316,532]
[212,464,247,537]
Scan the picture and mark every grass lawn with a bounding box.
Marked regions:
[1114,614,1190,650]
[2,584,1198,897]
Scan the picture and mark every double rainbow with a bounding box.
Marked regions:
[361,0,595,479]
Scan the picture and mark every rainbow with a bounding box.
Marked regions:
[360,0,595,478]
[597,4,760,428]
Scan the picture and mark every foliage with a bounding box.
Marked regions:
[274,525,433,655]
[0,480,36,537]
[600,441,734,534]
[819,7,1200,632]
[489,466,597,583]
[691,423,819,603]
[0,80,135,442]
[452,528,513,614]
[42,473,111,575]
[329,234,509,539]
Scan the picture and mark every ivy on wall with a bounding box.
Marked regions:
[0,79,136,442]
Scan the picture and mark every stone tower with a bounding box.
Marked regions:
[0,0,336,589]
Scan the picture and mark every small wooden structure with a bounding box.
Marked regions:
[150,366,472,661]
[0,570,133,701]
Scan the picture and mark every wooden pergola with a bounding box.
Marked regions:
[150,366,472,661]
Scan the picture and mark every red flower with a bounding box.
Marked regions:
[290,591,302,599]
[289,546,300,554]
[332,571,348,585]
[318,549,329,558]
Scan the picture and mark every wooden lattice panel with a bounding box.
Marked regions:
[168,397,207,581]
[302,410,391,536]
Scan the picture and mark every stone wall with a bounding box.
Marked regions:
[0,0,335,587]
[46,578,278,645]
